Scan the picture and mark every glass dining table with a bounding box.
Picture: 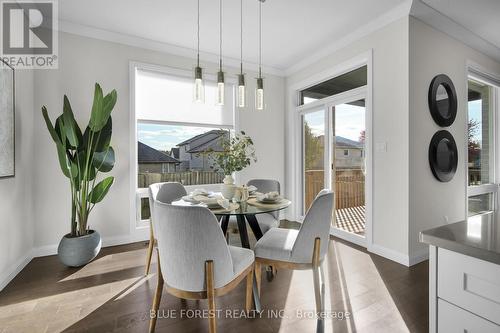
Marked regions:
[171,197,291,249]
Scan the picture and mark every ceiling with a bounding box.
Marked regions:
[59,0,407,72]
[421,0,500,49]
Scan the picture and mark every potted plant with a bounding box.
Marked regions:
[42,83,117,267]
[210,131,257,199]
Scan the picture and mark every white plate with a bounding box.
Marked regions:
[257,197,283,204]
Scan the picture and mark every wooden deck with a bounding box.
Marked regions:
[335,205,366,235]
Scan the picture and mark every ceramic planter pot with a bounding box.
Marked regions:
[222,175,236,200]
[57,230,102,267]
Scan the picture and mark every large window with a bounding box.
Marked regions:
[467,76,498,216]
[134,66,234,223]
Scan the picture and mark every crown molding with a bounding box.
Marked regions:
[284,0,413,76]
[58,20,286,77]
[410,0,500,63]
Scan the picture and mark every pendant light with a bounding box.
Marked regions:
[237,0,246,108]
[193,0,204,103]
[255,0,265,110]
[216,0,225,106]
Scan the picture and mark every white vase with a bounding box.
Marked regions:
[222,175,236,199]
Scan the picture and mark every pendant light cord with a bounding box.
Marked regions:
[197,0,200,66]
[219,0,223,72]
[259,0,262,78]
[240,0,243,74]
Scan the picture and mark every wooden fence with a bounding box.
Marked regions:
[305,169,365,210]
[138,171,225,188]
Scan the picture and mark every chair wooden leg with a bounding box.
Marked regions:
[206,260,217,333]
[254,261,262,298]
[149,250,164,333]
[245,266,254,312]
[312,237,324,333]
[145,225,155,275]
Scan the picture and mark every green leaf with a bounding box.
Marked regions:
[42,106,62,144]
[89,83,105,131]
[93,146,115,172]
[62,95,82,148]
[103,89,117,118]
[76,151,96,181]
[83,117,112,153]
[88,177,114,203]
[56,142,72,178]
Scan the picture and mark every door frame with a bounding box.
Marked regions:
[292,51,373,249]
[327,89,369,247]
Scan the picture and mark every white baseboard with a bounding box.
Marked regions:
[0,251,33,291]
[409,247,429,266]
[32,233,150,258]
[368,243,411,267]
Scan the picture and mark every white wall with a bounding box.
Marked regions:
[285,17,410,262]
[32,32,285,251]
[408,17,500,260]
[0,70,35,290]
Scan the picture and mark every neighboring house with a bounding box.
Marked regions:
[334,136,364,169]
[138,141,180,173]
[309,135,364,170]
[176,130,229,171]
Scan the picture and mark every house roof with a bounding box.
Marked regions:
[187,135,226,153]
[176,129,228,147]
[335,136,363,149]
[138,142,180,164]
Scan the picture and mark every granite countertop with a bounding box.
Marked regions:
[420,212,500,265]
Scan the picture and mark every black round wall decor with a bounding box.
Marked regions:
[428,130,458,182]
[428,74,457,127]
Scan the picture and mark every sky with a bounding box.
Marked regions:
[138,123,219,151]
[304,102,365,142]
[468,99,482,144]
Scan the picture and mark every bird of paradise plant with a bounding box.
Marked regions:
[42,83,117,237]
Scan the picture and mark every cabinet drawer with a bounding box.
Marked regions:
[438,248,500,325]
[438,299,500,332]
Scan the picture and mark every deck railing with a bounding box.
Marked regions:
[138,171,225,188]
[304,169,365,210]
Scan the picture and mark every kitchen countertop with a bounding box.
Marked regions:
[420,213,500,265]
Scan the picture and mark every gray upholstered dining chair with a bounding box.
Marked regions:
[253,189,334,333]
[228,179,281,235]
[145,182,187,275]
[148,200,255,333]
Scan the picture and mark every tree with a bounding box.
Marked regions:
[304,122,322,170]
[359,130,366,144]
[468,119,480,150]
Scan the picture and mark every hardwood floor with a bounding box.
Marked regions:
[0,233,428,333]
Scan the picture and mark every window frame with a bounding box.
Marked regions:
[466,63,500,217]
[130,62,237,232]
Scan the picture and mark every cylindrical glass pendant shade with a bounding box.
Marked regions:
[193,66,204,103]
[255,77,264,110]
[237,74,246,108]
[216,71,225,106]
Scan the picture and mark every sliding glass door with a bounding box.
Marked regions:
[331,99,367,240]
[300,91,369,247]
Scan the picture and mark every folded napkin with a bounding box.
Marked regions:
[216,198,231,209]
[247,185,258,193]
[191,188,209,196]
[257,191,280,201]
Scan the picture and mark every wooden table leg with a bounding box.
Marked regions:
[236,215,250,249]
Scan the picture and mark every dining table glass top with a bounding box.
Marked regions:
[171,197,291,216]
